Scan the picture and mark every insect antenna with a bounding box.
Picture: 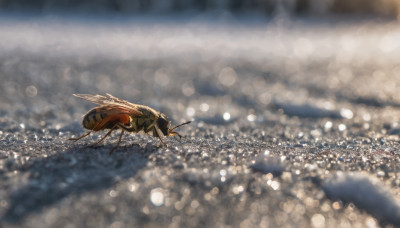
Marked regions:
[170,121,192,131]
[169,121,192,143]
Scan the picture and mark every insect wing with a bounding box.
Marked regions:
[73,94,143,116]
[98,105,143,117]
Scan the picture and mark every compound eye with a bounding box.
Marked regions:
[157,116,169,136]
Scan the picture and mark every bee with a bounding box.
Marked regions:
[70,93,191,154]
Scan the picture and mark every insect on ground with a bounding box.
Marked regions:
[70,93,191,154]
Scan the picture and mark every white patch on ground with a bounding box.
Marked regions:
[323,172,400,225]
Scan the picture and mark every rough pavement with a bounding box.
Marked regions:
[1,15,400,227]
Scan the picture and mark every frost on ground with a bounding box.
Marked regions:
[323,172,400,225]
[1,14,400,228]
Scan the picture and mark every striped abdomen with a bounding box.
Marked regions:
[82,108,108,130]
[82,107,135,131]
[81,106,157,133]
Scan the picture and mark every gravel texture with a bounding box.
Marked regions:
[1,15,400,228]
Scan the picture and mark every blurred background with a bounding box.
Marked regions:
[2,1,400,228]
[0,0,400,123]
[0,0,400,16]
[1,0,400,127]
[1,0,400,131]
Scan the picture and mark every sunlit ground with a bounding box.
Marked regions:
[1,14,400,118]
[1,13,400,227]
[1,14,399,62]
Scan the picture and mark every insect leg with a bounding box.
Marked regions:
[170,131,192,143]
[109,130,124,155]
[118,123,136,132]
[173,134,182,143]
[70,131,92,141]
[86,125,118,148]
[154,127,167,147]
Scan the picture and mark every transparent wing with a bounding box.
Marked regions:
[73,94,143,116]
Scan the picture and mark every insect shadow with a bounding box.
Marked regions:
[0,145,148,224]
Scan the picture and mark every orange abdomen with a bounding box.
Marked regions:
[82,108,130,131]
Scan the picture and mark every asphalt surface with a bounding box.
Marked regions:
[1,15,400,228]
